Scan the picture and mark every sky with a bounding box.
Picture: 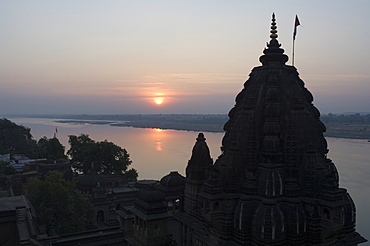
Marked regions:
[1,0,369,115]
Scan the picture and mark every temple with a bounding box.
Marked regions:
[177,13,367,245]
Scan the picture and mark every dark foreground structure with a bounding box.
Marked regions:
[179,14,367,245]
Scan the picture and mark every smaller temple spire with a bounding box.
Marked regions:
[270,13,278,40]
[186,133,213,180]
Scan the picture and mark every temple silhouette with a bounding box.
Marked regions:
[178,14,366,246]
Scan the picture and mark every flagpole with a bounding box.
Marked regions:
[292,15,300,67]
[292,37,295,66]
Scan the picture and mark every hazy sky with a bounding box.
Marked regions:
[1,0,369,115]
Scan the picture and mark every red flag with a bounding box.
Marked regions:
[293,15,300,40]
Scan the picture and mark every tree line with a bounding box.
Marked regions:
[0,118,138,179]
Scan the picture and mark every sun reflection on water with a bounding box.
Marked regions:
[153,128,164,151]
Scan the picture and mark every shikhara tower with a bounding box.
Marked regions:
[182,14,366,245]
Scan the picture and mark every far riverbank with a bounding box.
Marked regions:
[5,114,370,140]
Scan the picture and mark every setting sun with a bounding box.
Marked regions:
[153,97,164,105]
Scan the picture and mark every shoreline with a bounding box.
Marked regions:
[56,120,370,141]
[6,115,370,141]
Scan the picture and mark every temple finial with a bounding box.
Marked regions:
[270,13,278,39]
[259,13,288,65]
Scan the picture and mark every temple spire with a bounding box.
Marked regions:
[259,13,288,65]
[270,13,278,40]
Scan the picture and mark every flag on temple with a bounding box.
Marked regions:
[293,15,300,40]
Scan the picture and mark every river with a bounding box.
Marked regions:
[8,117,370,242]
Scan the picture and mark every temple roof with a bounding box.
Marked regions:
[160,171,185,187]
[216,13,331,197]
[194,13,366,245]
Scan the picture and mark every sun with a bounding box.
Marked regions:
[153,97,164,105]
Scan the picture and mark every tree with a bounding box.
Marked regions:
[26,171,96,235]
[37,136,67,161]
[123,167,139,182]
[67,134,96,174]
[93,140,131,174]
[67,134,138,180]
[0,118,38,158]
[0,161,16,175]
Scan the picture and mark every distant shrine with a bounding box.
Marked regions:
[179,14,367,245]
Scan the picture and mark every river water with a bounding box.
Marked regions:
[8,117,370,242]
